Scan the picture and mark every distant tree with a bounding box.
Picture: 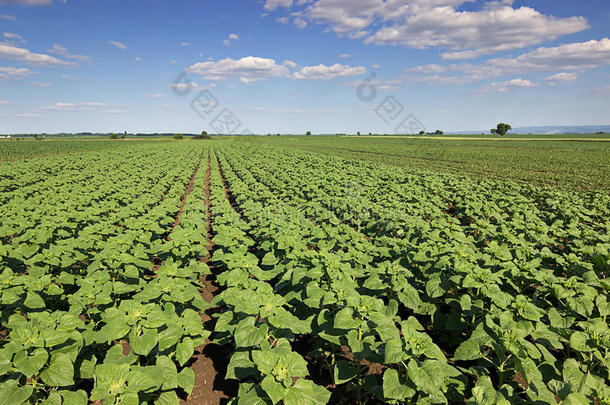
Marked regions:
[110,133,119,139]
[173,133,184,140]
[369,132,372,136]
[193,131,211,140]
[357,131,361,136]
[306,131,312,136]
[419,130,425,135]
[434,130,444,135]
[492,123,512,136]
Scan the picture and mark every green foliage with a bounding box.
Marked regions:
[1,140,609,404]
[173,133,184,140]
[193,131,211,140]
[492,123,512,135]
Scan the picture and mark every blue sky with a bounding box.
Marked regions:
[0,0,609,134]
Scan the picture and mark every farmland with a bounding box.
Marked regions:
[0,139,609,405]
[247,134,610,193]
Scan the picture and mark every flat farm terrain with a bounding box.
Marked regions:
[247,134,610,193]
[0,139,609,404]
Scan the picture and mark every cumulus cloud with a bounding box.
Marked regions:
[283,60,298,68]
[488,38,610,72]
[405,38,610,85]
[273,0,588,59]
[478,78,537,93]
[223,33,240,46]
[264,0,292,11]
[292,63,366,80]
[294,17,308,29]
[545,72,579,84]
[108,40,127,50]
[0,66,37,78]
[0,44,74,66]
[186,56,290,83]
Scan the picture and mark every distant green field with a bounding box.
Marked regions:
[0,138,171,162]
[240,134,610,193]
[2,135,609,193]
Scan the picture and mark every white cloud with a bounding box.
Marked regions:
[60,74,78,80]
[186,56,290,84]
[181,42,191,46]
[283,1,588,59]
[0,13,17,21]
[223,33,240,47]
[39,102,110,111]
[170,60,181,65]
[134,57,142,61]
[0,44,74,66]
[0,0,52,5]
[585,85,610,94]
[102,109,125,114]
[372,63,381,69]
[293,63,366,80]
[108,40,127,50]
[3,32,23,41]
[0,66,37,78]
[339,53,351,58]
[283,60,297,68]
[0,100,9,105]
[488,38,610,72]
[264,0,292,11]
[276,16,289,24]
[294,17,308,29]
[48,44,90,63]
[545,72,579,84]
[171,82,215,91]
[478,78,537,93]
[17,112,43,118]
[32,81,51,86]
[405,38,610,85]
[147,93,165,99]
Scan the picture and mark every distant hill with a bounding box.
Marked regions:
[453,125,610,135]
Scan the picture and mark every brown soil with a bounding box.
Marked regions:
[153,154,203,272]
[170,155,204,233]
[181,152,237,405]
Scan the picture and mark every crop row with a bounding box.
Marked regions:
[0,144,213,404]
[208,144,609,404]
